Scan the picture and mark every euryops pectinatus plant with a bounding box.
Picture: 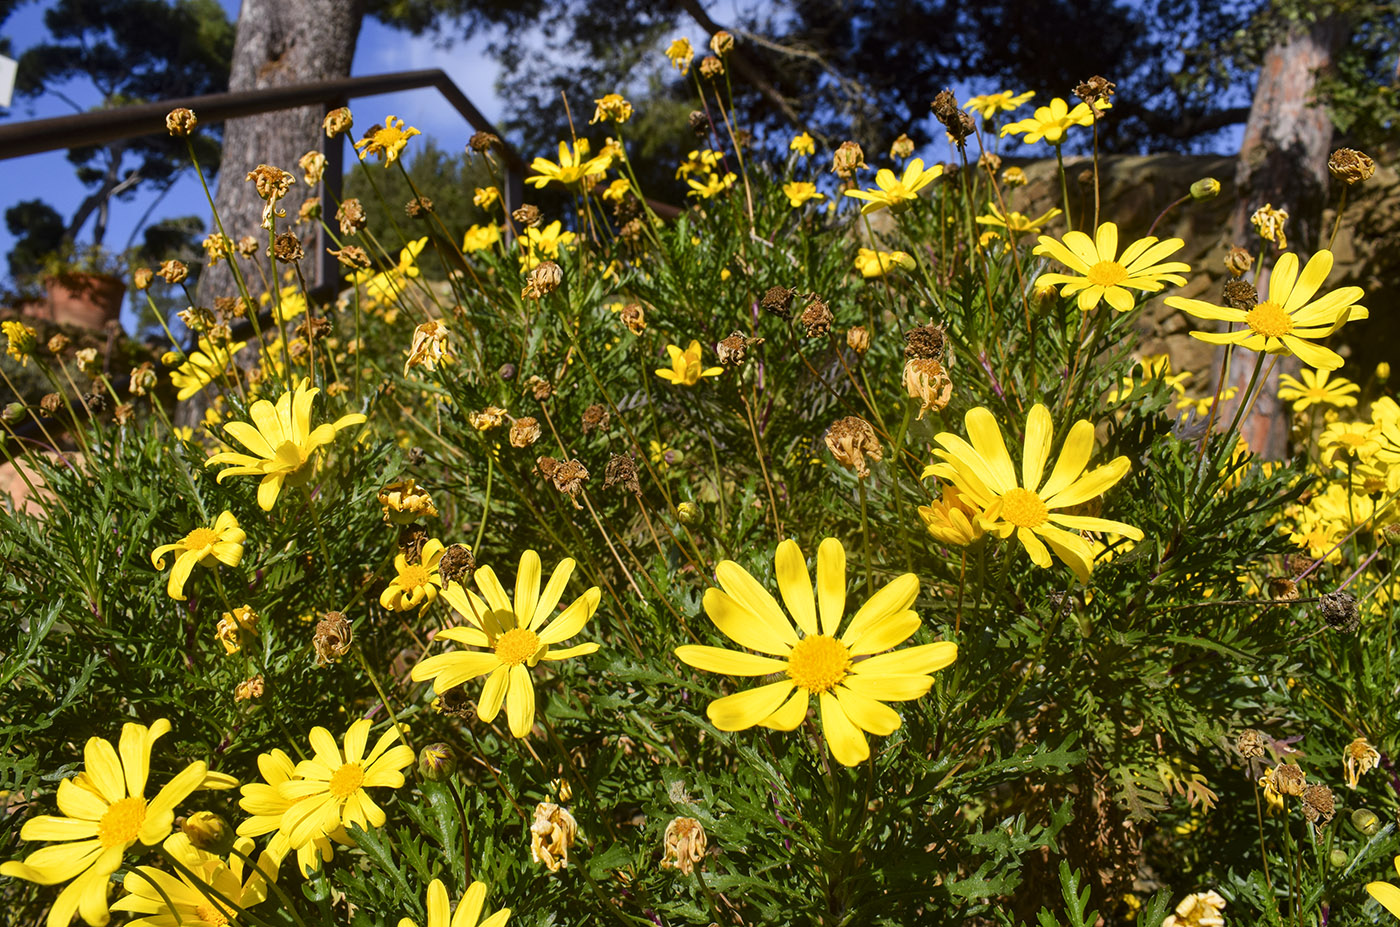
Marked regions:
[2,41,1397,927]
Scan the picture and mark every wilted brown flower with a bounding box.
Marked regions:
[1269,762,1307,797]
[846,326,870,356]
[1328,148,1376,185]
[581,403,610,434]
[688,110,710,137]
[930,90,975,144]
[157,260,189,285]
[336,198,367,235]
[468,130,502,154]
[512,204,543,229]
[525,375,553,402]
[660,817,707,875]
[699,56,723,79]
[710,30,734,56]
[620,302,646,334]
[510,417,542,447]
[399,525,428,565]
[312,611,353,665]
[1073,75,1116,108]
[73,347,101,378]
[113,403,134,425]
[978,151,1002,174]
[1344,737,1381,789]
[378,478,438,524]
[903,358,953,419]
[522,261,563,299]
[438,544,476,586]
[761,285,797,319]
[296,197,320,224]
[45,333,70,355]
[405,196,433,218]
[1320,590,1360,632]
[329,245,371,269]
[38,393,63,417]
[800,296,833,338]
[470,406,508,431]
[1222,278,1258,312]
[404,319,449,375]
[128,363,157,397]
[272,231,304,264]
[234,674,264,701]
[530,802,578,872]
[246,164,295,202]
[603,454,641,494]
[716,331,763,366]
[537,455,559,479]
[323,107,353,138]
[132,267,154,289]
[890,133,915,160]
[825,416,883,478]
[549,458,590,508]
[831,141,866,179]
[903,321,946,360]
[1301,783,1335,827]
[166,107,198,137]
[236,236,259,257]
[1236,728,1266,759]
[1224,245,1253,278]
[298,149,326,185]
[1267,577,1299,601]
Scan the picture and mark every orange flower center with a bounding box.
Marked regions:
[398,563,431,589]
[195,904,230,926]
[786,634,851,694]
[1086,260,1128,287]
[495,628,542,666]
[1245,301,1293,338]
[97,796,147,849]
[1000,487,1049,528]
[182,527,221,551]
[327,762,364,800]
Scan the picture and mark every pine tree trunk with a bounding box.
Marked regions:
[1224,16,1348,457]
[196,0,365,309]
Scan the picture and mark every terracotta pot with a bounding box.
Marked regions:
[28,273,126,330]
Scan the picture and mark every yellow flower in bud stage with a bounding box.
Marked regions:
[151,511,245,601]
[686,171,737,199]
[854,247,915,278]
[381,538,448,613]
[1278,367,1360,411]
[675,537,957,767]
[412,550,601,739]
[276,720,414,855]
[354,115,421,164]
[665,37,694,74]
[205,378,367,511]
[169,337,248,401]
[1367,856,1400,920]
[976,203,1062,236]
[927,404,1143,582]
[782,181,825,207]
[236,748,347,876]
[1165,250,1367,371]
[656,340,723,386]
[473,186,500,209]
[397,878,511,927]
[843,158,944,214]
[462,223,501,253]
[1034,222,1190,312]
[113,833,273,927]
[917,486,986,546]
[964,90,1035,119]
[1000,97,1108,145]
[526,140,612,190]
[789,132,816,157]
[0,719,232,927]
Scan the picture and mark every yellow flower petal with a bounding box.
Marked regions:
[818,691,869,766]
[708,681,796,731]
[774,539,819,636]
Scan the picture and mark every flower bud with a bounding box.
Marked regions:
[418,743,458,781]
[3,401,27,424]
[1329,848,1349,868]
[1190,178,1221,201]
[677,501,702,525]
[180,811,232,854]
[1352,808,1381,835]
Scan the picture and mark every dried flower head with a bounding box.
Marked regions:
[1301,783,1335,827]
[297,149,327,186]
[336,198,367,235]
[404,196,433,218]
[323,106,353,138]
[378,478,438,524]
[716,331,763,366]
[825,416,883,478]
[128,363,157,398]
[530,802,578,872]
[1224,245,1253,277]
[978,151,1002,175]
[903,358,953,419]
[930,90,976,144]
[1343,737,1381,789]
[1073,75,1116,108]
[1268,762,1307,797]
[1162,891,1226,927]
[590,93,634,124]
[157,260,189,285]
[234,674,264,701]
[404,319,450,376]
[661,817,707,875]
[846,325,870,356]
[831,141,867,179]
[513,204,543,229]
[312,611,353,665]
[236,235,259,256]
[620,302,646,334]
[1236,728,1266,759]
[699,56,723,79]
[890,133,916,160]
[510,417,542,448]
[470,406,508,431]
[602,454,642,494]
[1222,278,1258,312]
[1328,148,1376,185]
[39,392,63,417]
[469,130,502,153]
[581,403,610,434]
[1320,589,1360,632]
[800,296,834,338]
[525,375,553,402]
[166,107,198,136]
[73,347,101,378]
[329,245,371,269]
[549,458,590,508]
[710,30,734,56]
[45,333,70,355]
[761,285,797,319]
[272,231,304,264]
[1267,577,1299,600]
[131,267,154,289]
[903,321,946,360]
[246,164,295,202]
[522,261,563,300]
[437,544,476,586]
[1250,203,1289,249]
[1001,166,1027,187]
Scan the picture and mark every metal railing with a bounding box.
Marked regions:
[0,68,526,293]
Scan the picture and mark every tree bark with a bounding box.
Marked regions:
[196,0,366,309]
[1224,15,1349,458]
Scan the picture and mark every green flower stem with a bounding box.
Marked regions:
[1054,144,1074,231]
[473,449,493,554]
[353,642,414,757]
[857,477,874,598]
[1327,186,1348,251]
[444,777,475,884]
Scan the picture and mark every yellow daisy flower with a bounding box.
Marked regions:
[686,171,737,199]
[789,131,816,157]
[675,537,957,767]
[150,510,245,601]
[1033,222,1190,312]
[964,90,1035,119]
[205,378,366,511]
[843,158,944,214]
[1164,249,1367,371]
[462,224,501,253]
[1277,368,1360,411]
[354,115,421,165]
[853,247,915,278]
[1366,855,1400,919]
[473,186,499,209]
[926,404,1144,582]
[277,719,414,853]
[656,341,723,386]
[999,97,1106,145]
[590,93,633,124]
[665,37,694,74]
[112,832,273,927]
[169,337,247,401]
[526,140,612,190]
[413,550,601,738]
[236,748,347,876]
[782,181,825,208]
[975,204,1062,236]
[398,878,511,927]
[0,719,225,927]
[3,319,37,366]
[381,538,448,613]
[518,220,577,270]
